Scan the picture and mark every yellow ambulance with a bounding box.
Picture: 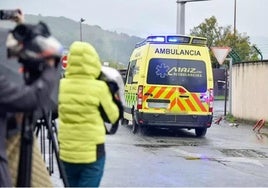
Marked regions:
[122,35,214,137]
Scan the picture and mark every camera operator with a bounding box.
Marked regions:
[0,10,62,187]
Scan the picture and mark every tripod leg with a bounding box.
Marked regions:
[34,121,41,137]
[43,112,69,187]
[52,120,58,136]
[17,115,34,187]
[48,138,54,175]
[34,121,43,157]
[42,121,46,162]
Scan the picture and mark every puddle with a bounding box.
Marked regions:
[135,144,182,148]
[156,139,200,146]
[184,156,264,167]
[219,149,268,158]
[135,140,200,149]
[174,149,265,167]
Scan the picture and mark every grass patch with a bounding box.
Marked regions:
[225,113,264,126]
[225,114,236,123]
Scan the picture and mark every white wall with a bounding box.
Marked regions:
[232,61,268,121]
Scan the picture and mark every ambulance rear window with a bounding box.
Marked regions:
[147,58,207,92]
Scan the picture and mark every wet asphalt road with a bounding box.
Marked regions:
[50,100,268,187]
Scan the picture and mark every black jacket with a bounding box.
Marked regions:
[0,66,57,187]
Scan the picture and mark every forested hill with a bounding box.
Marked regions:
[0,14,144,66]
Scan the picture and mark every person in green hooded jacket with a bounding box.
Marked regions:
[58,41,120,187]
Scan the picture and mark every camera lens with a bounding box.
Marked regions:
[12,24,30,41]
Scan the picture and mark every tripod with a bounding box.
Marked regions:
[16,110,69,187]
[34,110,69,186]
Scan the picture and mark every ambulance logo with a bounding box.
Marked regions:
[156,63,169,78]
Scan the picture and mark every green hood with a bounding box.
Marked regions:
[65,41,101,79]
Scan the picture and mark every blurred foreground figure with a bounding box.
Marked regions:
[0,9,62,186]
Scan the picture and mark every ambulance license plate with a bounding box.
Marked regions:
[148,102,168,109]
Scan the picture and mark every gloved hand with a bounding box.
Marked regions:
[106,81,119,94]
[106,81,123,118]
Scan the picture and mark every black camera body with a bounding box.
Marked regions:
[4,19,63,83]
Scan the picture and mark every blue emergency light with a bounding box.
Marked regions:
[147,36,165,42]
[192,38,207,45]
[135,35,207,48]
[167,36,190,43]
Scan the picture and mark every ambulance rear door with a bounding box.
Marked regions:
[144,57,210,115]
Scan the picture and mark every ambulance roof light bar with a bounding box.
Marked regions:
[135,35,207,48]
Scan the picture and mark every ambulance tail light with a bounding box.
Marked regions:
[208,89,214,112]
[137,85,143,110]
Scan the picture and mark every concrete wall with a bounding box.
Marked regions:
[232,60,268,121]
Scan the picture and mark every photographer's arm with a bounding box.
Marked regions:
[0,61,57,112]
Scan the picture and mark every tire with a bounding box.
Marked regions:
[121,118,129,126]
[195,127,207,137]
[140,126,150,135]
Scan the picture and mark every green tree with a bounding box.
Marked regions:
[190,16,259,68]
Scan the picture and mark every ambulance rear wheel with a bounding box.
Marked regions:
[195,127,207,137]
[140,126,150,135]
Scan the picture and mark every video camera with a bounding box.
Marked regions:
[1,9,63,84]
[0,9,22,20]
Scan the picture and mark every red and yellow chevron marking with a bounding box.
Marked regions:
[143,86,208,112]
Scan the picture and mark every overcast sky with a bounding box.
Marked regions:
[1,0,268,57]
